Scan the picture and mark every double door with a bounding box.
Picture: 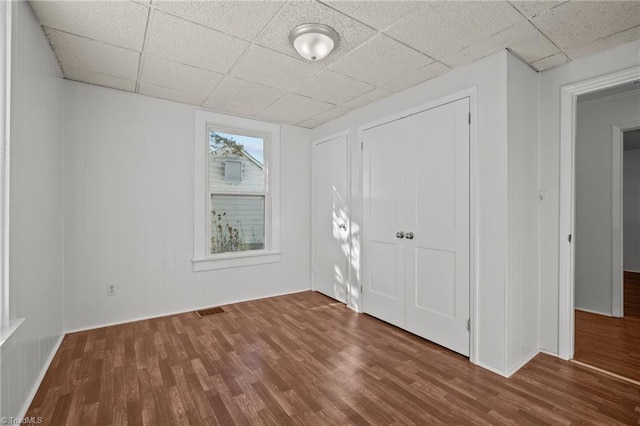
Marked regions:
[362,97,470,356]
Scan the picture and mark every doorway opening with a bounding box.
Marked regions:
[559,68,640,383]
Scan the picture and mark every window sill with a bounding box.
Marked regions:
[0,317,25,348]
[192,251,280,271]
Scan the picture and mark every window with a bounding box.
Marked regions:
[193,111,280,271]
[209,131,264,254]
[224,160,242,183]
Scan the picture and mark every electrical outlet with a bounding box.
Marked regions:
[107,284,116,296]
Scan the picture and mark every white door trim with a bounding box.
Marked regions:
[357,86,479,364]
[311,130,352,307]
[612,120,640,317]
[1,0,12,330]
[558,66,640,360]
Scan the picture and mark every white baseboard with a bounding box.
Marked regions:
[65,288,311,334]
[539,348,559,357]
[474,361,510,378]
[16,333,65,421]
[575,307,611,316]
[474,350,541,379]
[504,350,539,378]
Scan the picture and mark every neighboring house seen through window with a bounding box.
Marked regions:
[193,110,280,271]
[209,131,265,254]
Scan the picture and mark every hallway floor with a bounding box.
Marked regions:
[574,272,640,383]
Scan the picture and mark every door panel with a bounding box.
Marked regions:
[314,135,349,303]
[414,248,456,318]
[362,119,406,328]
[405,98,470,356]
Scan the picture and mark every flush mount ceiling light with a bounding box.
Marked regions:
[289,23,339,61]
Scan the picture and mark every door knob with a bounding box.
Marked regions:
[396,231,405,239]
[339,223,347,230]
[405,232,414,240]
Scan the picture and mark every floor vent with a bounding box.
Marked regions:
[195,307,226,318]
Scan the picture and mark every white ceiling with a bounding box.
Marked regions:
[30,0,640,129]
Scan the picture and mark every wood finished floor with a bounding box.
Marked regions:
[575,272,640,384]
[28,291,640,426]
[625,271,640,319]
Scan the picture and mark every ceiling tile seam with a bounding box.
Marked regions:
[304,104,350,122]
[315,0,377,32]
[378,29,438,61]
[506,2,567,63]
[317,0,422,34]
[152,9,257,46]
[140,82,209,105]
[286,67,377,102]
[200,74,288,113]
[382,60,452,90]
[335,86,381,108]
[41,26,144,54]
[135,4,155,93]
[62,67,137,84]
[152,0,287,44]
[564,23,640,60]
[199,43,297,108]
[259,92,338,123]
[251,0,290,42]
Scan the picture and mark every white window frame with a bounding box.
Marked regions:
[193,110,280,271]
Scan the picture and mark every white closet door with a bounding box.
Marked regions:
[362,119,407,328]
[404,98,470,356]
[313,135,349,303]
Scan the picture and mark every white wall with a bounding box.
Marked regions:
[574,92,640,315]
[539,40,640,353]
[312,50,538,376]
[624,146,640,273]
[63,81,311,331]
[506,53,540,374]
[1,1,64,420]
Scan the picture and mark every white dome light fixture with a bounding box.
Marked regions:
[289,24,339,61]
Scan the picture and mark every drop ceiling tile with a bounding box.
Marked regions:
[383,62,450,93]
[322,1,421,30]
[141,55,223,95]
[308,106,352,125]
[509,1,567,19]
[563,24,640,60]
[146,10,249,74]
[30,1,149,51]
[294,70,374,104]
[203,76,285,117]
[45,28,140,80]
[230,45,320,90]
[297,118,321,129]
[330,35,433,86]
[342,87,393,109]
[530,52,570,71]
[531,1,640,53]
[64,67,136,92]
[139,83,205,106]
[255,93,334,125]
[442,21,559,68]
[154,1,285,40]
[256,1,377,64]
[386,2,524,59]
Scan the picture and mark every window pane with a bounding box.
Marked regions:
[210,195,265,254]
[209,131,264,192]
